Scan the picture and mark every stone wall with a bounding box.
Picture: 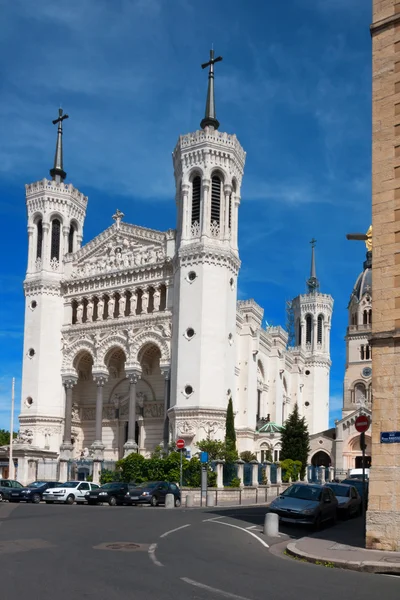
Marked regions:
[180,484,289,507]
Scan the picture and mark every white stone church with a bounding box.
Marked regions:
[6,53,335,483]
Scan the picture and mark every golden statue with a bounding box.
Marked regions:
[365,225,372,252]
[346,224,372,251]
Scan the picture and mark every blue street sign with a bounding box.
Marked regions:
[200,451,209,464]
[381,431,400,444]
[186,450,191,459]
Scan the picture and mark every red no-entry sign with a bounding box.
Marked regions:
[176,438,185,449]
[355,415,370,433]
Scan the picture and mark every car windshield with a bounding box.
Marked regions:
[27,482,46,488]
[61,482,79,488]
[100,483,121,490]
[327,484,350,497]
[138,482,159,489]
[282,485,322,501]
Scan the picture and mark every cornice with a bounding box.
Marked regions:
[19,415,63,425]
[176,244,241,274]
[370,13,400,36]
[62,310,172,336]
[168,407,226,418]
[24,279,61,296]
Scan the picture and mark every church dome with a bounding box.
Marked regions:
[350,251,372,302]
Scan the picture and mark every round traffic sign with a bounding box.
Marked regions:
[355,415,370,433]
[176,438,185,449]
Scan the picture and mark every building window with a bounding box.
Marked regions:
[365,345,370,360]
[297,319,301,345]
[211,175,222,226]
[360,345,365,360]
[368,309,372,324]
[36,219,43,259]
[363,310,368,325]
[306,315,312,344]
[317,315,323,344]
[274,449,280,462]
[191,176,201,226]
[51,219,61,261]
[354,382,366,405]
[68,224,75,253]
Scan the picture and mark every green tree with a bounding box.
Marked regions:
[280,403,310,478]
[225,398,237,460]
[279,459,302,483]
[0,429,16,446]
[240,450,257,463]
[196,439,226,461]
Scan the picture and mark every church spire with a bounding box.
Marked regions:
[306,238,320,293]
[200,48,223,130]
[50,108,69,183]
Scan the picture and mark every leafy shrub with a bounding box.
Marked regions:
[279,459,302,483]
[230,477,241,488]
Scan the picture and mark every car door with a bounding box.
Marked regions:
[321,489,334,521]
[117,484,128,501]
[157,482,169,502]
[76,482,90,501]
[1,480,11,499]
[350,487,359,514]
[169,483,179,499]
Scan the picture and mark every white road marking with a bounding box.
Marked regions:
[202,516,225,522]
[181,577,252,600]
[245,525,257,530]
[160,524,191,538]
[208,519,269,548]
[148,543,163,567]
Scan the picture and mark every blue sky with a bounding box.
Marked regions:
[0,0,371,430]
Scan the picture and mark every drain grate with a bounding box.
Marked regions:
[94,542,148,552]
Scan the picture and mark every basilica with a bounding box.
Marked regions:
[6,53,334,484]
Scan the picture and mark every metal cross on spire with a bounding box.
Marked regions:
[306,238,320,294]
[112,209,124,229]
[200,48,223,130]
[50,108,69,183]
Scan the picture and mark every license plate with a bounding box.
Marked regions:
[89,495,97,498]
[11,493,19,497]
[131,496,139,500]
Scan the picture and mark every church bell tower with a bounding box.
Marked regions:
[169,50,246,447]
[19,110,88,451]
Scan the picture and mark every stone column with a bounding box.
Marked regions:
[223,184,232,240]
[265,463,272,484]
[236,459,245,488]
[27,225,35,273]
[250,460,259,487]
[181,183,190,240]
[201,178,210,239]
[276,466,282,485]
[91,372,108,484]
[232,196,241,250]
[124,370,141,456]
[161,368,170,448]
[328,467,335,482]
[300,320,305,348]
[312,317,318,351]
[42,222,50,269]
[319,466,326,484]
[63,225,69,255]
[60,375,78,482]
[215,460,224,489]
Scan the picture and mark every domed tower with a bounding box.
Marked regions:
[169,50,246,446]
[291,240,333,434]
[19,110,88,449]
[342,250,372,418]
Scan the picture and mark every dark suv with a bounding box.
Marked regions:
[9,481,62,503]
[127,481,181,507]
[85,482,136,506]
[0,479,24,502]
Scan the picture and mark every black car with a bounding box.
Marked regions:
[85,482,136,506]
[9,481,62,503]
[0,479,24,501]
[127,481,181,507]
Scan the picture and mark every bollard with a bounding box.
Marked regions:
[165,493,175,509]
[206,491,215,507]
[185,493,194,508]
[263,512,279,537]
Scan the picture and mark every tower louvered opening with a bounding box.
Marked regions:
[36,220,43,259]
[211,175,221,226]
[68,224,75,253]
[191,176,201,226]
[306,315,312,344]
[51,219,61,261]
[317,315,323,344]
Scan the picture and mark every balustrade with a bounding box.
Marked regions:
[70,284,167,324]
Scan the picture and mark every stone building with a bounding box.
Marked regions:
[309,246,372,475]
[7,52,333,484]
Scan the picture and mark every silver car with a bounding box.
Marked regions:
[268,483,338,528]
[325,483,361,519]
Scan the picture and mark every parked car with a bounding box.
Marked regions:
[267,483,338,528]
[0,479,24,502]
[42,481,100,504]
[9,481,62,503]
[348,468,370,480]
[85,482,136,506]
[341,478,369,502]
[127,481,181,507]
[325,483,361,519]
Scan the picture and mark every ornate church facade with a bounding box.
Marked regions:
[10,53,334,483]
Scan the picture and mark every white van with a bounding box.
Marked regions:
[349,468,370,480]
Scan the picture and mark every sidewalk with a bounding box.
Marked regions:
[286,516,400,574]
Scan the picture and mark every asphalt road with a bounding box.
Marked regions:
[0,502,399,600]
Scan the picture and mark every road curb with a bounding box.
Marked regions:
[285,542,400,574]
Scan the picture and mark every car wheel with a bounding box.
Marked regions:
[32,494,41,504]
[150,495,158,507]
[108,496,117,506]
[174,497,181,507]
[66,494,75,505]
[0,492,3,502]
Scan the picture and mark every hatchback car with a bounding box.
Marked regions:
[0,479,24,502]
[267,483,338,528]
[86,482,136,506]
[127,481,181,507]
[325,483,361,519]
[9,481,62,503]
[42,481,100,504]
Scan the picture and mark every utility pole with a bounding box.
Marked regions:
[8,378,15,479]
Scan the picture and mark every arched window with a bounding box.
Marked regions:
[36,219,43,259]
[365,345,370,360]
[354,382,366,405]
[51,219,61,260]
[191,176,201,226]
[297,319,302,345]
[317,315,323,344]
[368,309,372,324]
[211,175,222,227]
[360,345,365,360]
[306,315,312,344]
[68,223,76,254]
[363,310,368,325]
